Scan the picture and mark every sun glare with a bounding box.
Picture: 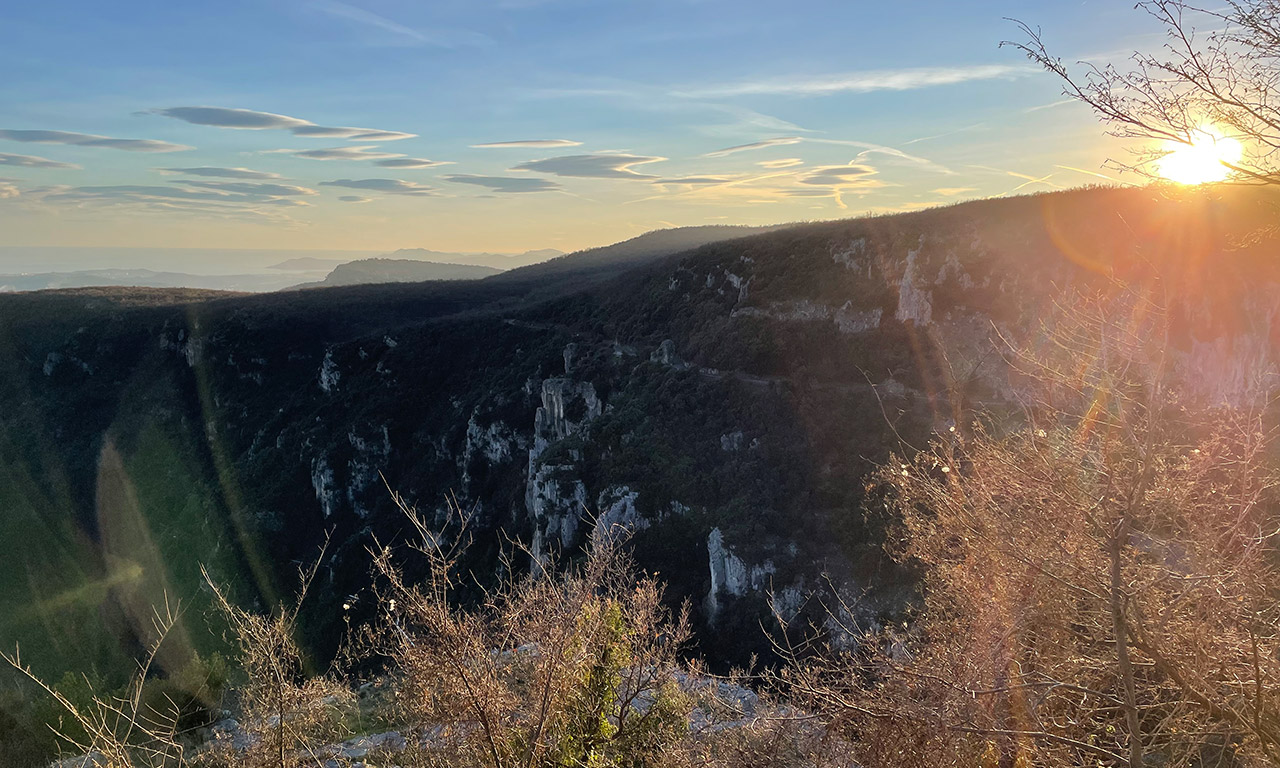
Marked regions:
[1156,128,1242,185]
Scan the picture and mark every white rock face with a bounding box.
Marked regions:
[832,238,867,272]
[650,339,684,367]
[318,349,341,393]
[525,377,604,567]
[895,244,933,325]
[532,378,602,453]
[938,249,975,290]
[592,485,646,544]
[705,528,778,623]
[464,414,515,466]
[346,425,391,518]
[311,457,337,518]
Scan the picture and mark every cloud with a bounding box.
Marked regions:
[0,182,18,199]
[0,151,80,169]
[319,178,439,196]
[684,64,1027,97]
[443,174,563,193]
[158,166,283,180]
[798,137,953,175]
[471,139,583,149]
[703,137,803,157]
[176,180,317,196]
[313,0,492,48]
[375,157,454,169]
[284,146,404,161]
[796,164,880,186]
[758,158,803,169]
[48,185,275,203]
[512,153,665,180]
[933,186,977,196]
[337,195,371,203]
[150,106,415,141]
[0,129,191,153]
[652,176,734,185]
[41,185,312,215]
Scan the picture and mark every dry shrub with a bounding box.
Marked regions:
[785,289,1280,767]
[199,556,355,768]
[368,492,697,768]
[4,602,189,768]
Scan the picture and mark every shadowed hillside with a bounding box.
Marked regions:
[3,186,1279,746]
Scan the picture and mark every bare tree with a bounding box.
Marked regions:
[1006,1,1280,183]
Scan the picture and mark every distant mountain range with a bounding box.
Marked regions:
[291,259,503,288]
[379,247,564,270]
[268,248,564,274]
[0,268,315,293]
[0,234,788,294]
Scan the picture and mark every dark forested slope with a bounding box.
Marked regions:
[1,186,1277,706]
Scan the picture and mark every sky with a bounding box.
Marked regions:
[0,0,1169,264]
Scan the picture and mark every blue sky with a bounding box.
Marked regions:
[0,0,1166,258]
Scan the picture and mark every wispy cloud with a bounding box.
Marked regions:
[276,146,404,161]
[337,195,371,203]
[150,106,415,141]
[176,180,317,197]
[0,129,191,153]
[758,158,803,169]
[0,151,80,169]
[703,134,951,174]
[969,164,1063,193]
[158,166,282,180]
[375,157,454,169]
[703,137,803,157]
[312,1,492,48]
[1054,164,1135,186]
[319,178,440,196]
[41,184,313,217]
[471,139,583,149]
[796,164,880,186]
[444,174,563,193]
[933,186,977,196]
[652,176,735,185]
[806,138,954,174]
[512,153,666,179]
[1023,98,1076,114]
[683,64,1027,97]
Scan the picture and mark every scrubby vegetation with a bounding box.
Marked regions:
[13,290,1280,768]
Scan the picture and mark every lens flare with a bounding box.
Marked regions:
[1156,127,1242,185]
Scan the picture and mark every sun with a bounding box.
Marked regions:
[1156,127,1242,185]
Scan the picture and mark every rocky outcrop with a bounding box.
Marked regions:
[895,242,933,326]
[592,485,645,544]
[526,378,603,566]
[705,528,777,623]
[318,349,341,392]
